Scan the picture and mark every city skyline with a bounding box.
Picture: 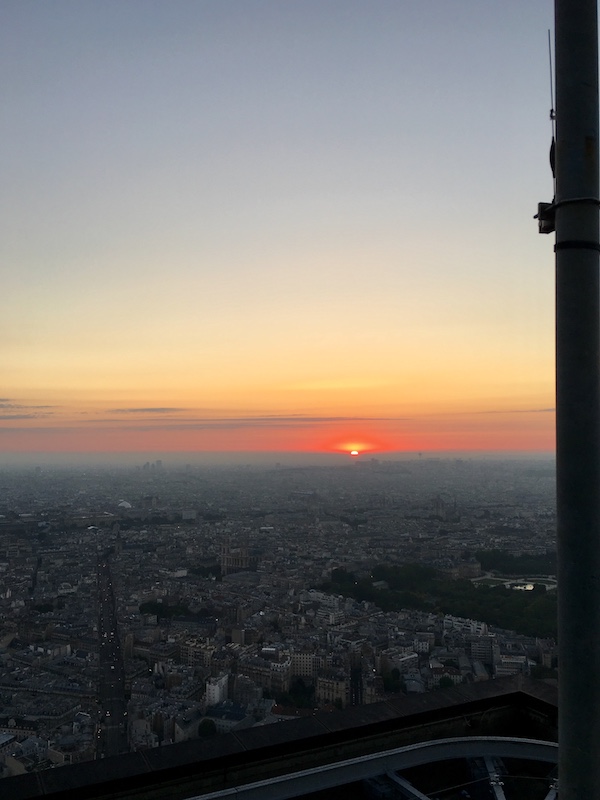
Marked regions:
[2,1,555,457]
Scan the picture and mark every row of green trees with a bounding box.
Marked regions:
[320,563,557,639]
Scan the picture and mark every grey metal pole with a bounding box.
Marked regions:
[555,1,600,796]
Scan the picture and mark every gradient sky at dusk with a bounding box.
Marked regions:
[1,0,556,458]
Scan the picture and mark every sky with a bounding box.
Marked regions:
[1,0,557,460]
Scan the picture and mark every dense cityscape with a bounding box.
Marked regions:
[0,456,557,780]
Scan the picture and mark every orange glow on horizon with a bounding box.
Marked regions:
[0,406,555,455]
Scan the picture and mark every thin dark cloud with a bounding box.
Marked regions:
[0,401,56,411]
[68,413,411,431]
[0,418,370,434]
[0,413,41,420]
[0,425,72,433]
[475,408,555,415]
[103,415,410,431]
[436,408,555,416]
[0,411,413,435]
[108,407,187,414]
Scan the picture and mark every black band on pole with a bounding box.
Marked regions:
[554,197,600,209]
[555,240,600,252]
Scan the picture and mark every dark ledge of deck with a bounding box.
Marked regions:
[5,676,558,800]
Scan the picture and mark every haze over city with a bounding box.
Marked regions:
[2,0,554,460]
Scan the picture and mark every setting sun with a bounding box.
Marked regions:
[350,450,359,456]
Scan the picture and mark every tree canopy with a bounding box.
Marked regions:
[320,562,557,639]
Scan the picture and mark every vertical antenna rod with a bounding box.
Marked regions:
[555,0,600,796]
